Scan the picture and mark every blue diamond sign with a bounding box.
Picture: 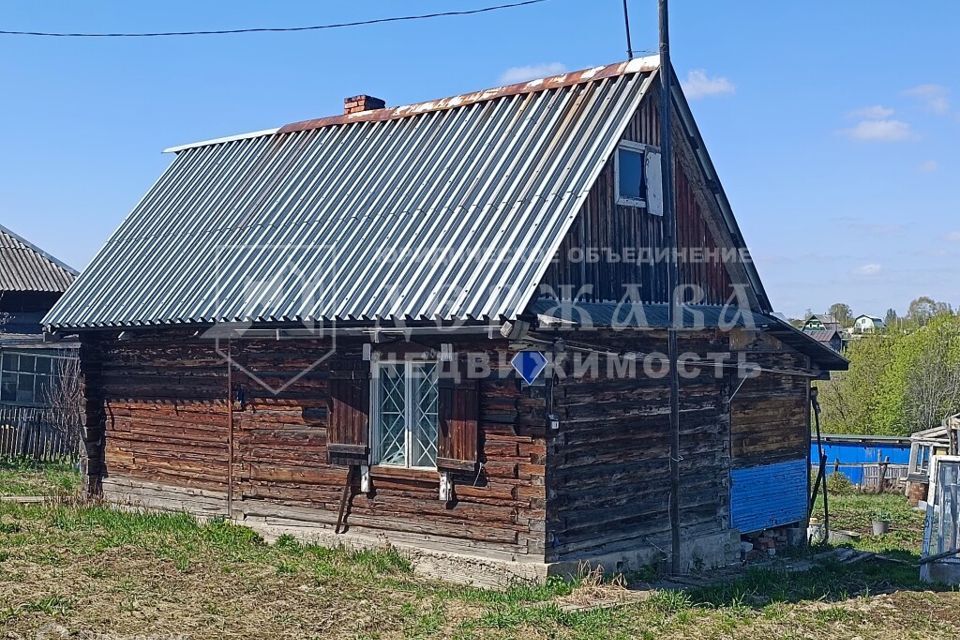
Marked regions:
[511,351,549,385]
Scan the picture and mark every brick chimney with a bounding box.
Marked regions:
[344,95,386,115]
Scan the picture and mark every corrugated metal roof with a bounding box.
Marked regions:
[528,300,767,329]
[0,225,77,293]
[44,57,659,329]
[802,329,840,343]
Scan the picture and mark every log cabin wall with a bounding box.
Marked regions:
[729,330,812,469]
[544,329,734,566]
[539,88,735,307]
[83,331,549,561]
[728,330,813,533]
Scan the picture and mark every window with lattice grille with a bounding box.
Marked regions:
[371,360,439,469]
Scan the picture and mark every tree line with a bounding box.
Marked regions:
[816,297,960,436]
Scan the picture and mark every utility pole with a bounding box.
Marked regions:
[659,0,682,575]
[622,0,634,59]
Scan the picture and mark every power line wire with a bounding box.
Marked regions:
[0,0,548,38]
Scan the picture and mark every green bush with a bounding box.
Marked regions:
[827,471,855,495]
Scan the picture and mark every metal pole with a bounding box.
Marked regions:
[227,339,234,519]
[811,388,829,538]
[659,0,682,575]
[622,0,634,59]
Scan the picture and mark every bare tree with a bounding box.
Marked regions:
[41,353,84,460]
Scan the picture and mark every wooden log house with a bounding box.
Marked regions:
[0,224,78,410]
[44,56,846,584]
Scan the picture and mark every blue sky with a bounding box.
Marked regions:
[1,0,957,319]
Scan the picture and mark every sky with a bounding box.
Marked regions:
[0,0,957,320]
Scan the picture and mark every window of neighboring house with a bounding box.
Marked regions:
[0,352,61,406]
[914,444,932,474]
[616,142,646,207]
[371,359,439,469]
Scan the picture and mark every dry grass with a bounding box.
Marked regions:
[1,474,959,639]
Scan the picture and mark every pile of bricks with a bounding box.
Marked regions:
[742,527,791,560]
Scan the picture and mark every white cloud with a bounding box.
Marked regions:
[919,160,939,172]
[681,69,735,99]
[498,63,567,85]
[904,84,950,114]
[842,119,915,142]
[854,263,882,276]
[849,105,895,119]
[947,231,960,242]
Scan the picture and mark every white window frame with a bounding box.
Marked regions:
[914,443,932,474]
[369,355,440,471]
[615,140,653,208]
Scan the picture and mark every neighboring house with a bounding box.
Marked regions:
[802,328,844,353]
[0,224,78,408]
[44,57,846,582]
[905,416,958,504]
[802,314,841,333]
[853,314,885,334]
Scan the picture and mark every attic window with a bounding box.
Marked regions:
[615,141,663,215]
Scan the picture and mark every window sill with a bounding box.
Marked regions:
[370,465,439,482]
[616,197,654,210]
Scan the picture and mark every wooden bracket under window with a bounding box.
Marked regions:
[439,472,453,503]
[360,465,372,494]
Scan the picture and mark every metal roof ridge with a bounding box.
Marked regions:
[161,56,660,154]
[162,127,281,154]
[278,55,660,135]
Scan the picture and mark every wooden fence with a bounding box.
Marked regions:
[0,405,82,462]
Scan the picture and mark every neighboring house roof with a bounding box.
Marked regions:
[855,314,884,323]
[766,320,847,370]
[803,328,841,344]
[45,56,773,330]
[804,314,838,327]
[0,225,77,293]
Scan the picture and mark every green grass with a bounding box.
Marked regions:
[0,457,81,497]
[0,468,958,638]
[812,489,926,558]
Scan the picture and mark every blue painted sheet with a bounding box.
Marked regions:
[811,438,910,484]
[731,459,808,533]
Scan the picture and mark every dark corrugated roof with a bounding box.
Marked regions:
[529,300,847,370]
[802,329,841,343]
[0,225,77,293]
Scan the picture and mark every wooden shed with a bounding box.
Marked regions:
[44,56,845,584]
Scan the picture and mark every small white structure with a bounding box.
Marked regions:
[853,314,886,334]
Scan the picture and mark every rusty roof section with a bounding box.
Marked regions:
[279,56,661,135]
[0,224,77,293]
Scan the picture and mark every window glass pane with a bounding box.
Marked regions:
[411,362,439,468]
[19,356,36,374]
[36,376,52,403]
[16,374,34,403]
[618,147,644,201]
[36,357,52,374]
[0,371,16,402]
[378,363,407,466]
[2,354,18,373]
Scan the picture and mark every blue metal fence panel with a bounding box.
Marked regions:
[731,459,808,533]
[812,437,910,484]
